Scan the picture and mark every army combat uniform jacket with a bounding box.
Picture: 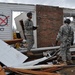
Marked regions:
[56,24,74,62]
[24,19,34,51]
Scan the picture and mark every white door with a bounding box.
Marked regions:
[14,11,37,48]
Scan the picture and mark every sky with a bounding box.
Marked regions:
[0,0,75,9]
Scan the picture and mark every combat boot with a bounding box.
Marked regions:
[67,60,74,65]
[27,51,33,55]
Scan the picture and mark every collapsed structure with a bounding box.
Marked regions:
[0,2,75,75]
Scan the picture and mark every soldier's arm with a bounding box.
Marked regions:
[56,26,63,41]
[71,28,74,45]
[55,26,63,45]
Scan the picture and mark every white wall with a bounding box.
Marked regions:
[0,3,37,48]
[0,8,12,40]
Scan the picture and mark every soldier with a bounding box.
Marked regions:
[24,12,38,55]
[55,19,74,65]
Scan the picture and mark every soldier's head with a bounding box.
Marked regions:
[27,12,32,19]
[64,19,71,24]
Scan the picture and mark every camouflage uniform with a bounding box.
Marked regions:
[56,24,74,62]
[24,19,34,51]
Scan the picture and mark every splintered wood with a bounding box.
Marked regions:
[5,65,75,75]
[0,65,6,75]
[4,64,66,75]
[5,67,61,75]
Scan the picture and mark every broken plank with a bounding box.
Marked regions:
[5,67,61,75]
[0,65,6,75]
[41,67,61,72]
[4,39,23,44]
[11,64,65,69]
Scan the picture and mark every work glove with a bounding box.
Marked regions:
[33,26,38,30]
[55,40,58,46]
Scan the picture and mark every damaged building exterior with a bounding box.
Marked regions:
[0,3,75,75]
[0,2,75,48]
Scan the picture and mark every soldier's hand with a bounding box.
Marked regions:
[33,26,38,30]
[55,40,58,46]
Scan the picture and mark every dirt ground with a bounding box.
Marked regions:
[59,66,75,75]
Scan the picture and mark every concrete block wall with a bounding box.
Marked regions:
[36,5,63,47]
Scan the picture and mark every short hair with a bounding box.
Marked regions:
[27,12,32,17]
[64,19,71,24]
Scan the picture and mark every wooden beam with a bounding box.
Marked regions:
[0,65,6,75]
[4,39,23,44]
[42,67,61,72]
[5,67,61,75]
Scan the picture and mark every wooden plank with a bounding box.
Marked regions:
[11,64,65,69]
[0,65,6,75]
[5,67,61,75]
[42,67,61,72]
[4,39,23,44]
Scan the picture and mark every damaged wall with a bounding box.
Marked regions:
[0,3,64,48]
[36,5,63,47]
